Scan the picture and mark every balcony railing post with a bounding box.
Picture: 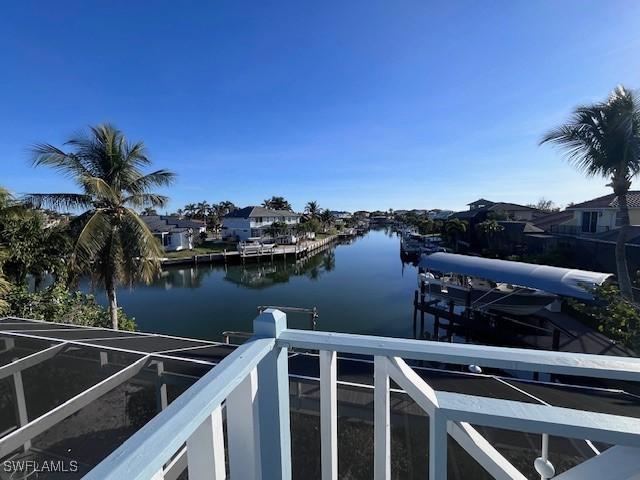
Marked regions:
[320,350,338,480]
[374,356,391,480]
[429,411,448,480]
[186,406,226,480]
[227,368,261,480]
[254,308,292,480]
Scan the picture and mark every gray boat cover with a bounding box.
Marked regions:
[419,252,613,300]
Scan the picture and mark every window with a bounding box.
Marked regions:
[581,211,598,233]
[615,211,623,227]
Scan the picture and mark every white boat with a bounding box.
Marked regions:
[401,232,443,256]
[418,272,557,315]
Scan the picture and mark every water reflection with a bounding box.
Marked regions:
[83,231,420,340]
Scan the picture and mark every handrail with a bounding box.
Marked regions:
[277,329,640,381]
[85,337,276,480]
[83,313,640,480]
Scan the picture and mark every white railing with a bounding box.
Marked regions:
[87,309,640,480]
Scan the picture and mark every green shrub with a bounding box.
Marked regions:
[5,282,136,331]
[569,283,640,351]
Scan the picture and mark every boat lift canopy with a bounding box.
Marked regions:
[419,252,613,301]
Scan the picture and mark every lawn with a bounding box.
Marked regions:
[164,240,238,259]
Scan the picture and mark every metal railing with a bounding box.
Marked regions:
[87,309,640,480]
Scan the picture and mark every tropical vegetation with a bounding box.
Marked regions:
[262,196,292,211]
[26,124,175,329]
[304,201,320,219]
[541,85,640,300]
[570,283,640,351]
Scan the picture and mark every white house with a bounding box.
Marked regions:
[142,215,206,252]
[552,191,640,235]
[221,206,301,241]
[330,211,352,220]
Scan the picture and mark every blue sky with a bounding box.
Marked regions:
[1,0,640,213]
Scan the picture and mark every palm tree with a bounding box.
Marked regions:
[541,86,640,300]
[26,124,176,329]
[195,201,210,220]
[141,207,157,216]
[305,201,320,219]
[444,218,468,250]
[218,201,236,215]
[476,219,504,252]
[265,221,288,238]
[320,209,334,227]
[263,196,292,211]
[184,203,196,218]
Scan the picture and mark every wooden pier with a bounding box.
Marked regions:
[161,234,340,267]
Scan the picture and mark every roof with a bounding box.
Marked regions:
[224,206,301,219]
[467,198,495,206]
[449,209,486,220]
[567,191,640,210]
[497,221,544,234]
[419,252,613,300]
[489,202,539,212]
[532,211,574,230]
[142,215,205,233]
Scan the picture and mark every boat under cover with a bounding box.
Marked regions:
[419,252,613,301]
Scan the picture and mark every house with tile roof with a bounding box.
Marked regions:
[451,199,542,222]
[142,215,206,252]
[221,206,301,241]
[552,191,640,235]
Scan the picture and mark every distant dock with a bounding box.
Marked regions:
[161,233,346,267]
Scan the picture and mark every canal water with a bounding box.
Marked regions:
[97,229,421,341]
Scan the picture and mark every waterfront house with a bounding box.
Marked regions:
[428,209,454,220]
[465,199,543,221]
[549,191,640,236]
[142,215,206,252]
[221,206,301,241]
[353,210,370,218]
[330,210,352,220]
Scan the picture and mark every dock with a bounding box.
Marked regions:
[411,282,635,359]
[161,234,342,266]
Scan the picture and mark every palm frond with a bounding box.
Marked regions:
[78,176,120,204]
[124,141,151,167]
[541,86,640,179]
[123,193,169,208]
[22,193,93,211]
[126,169,176,194]
[119,208,162,284]
[30,144,95,180]
[72,210,113,273]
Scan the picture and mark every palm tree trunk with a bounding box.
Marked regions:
[106,278,119,330]
[615,193,633,301]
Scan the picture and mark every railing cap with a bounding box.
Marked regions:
[254,308,287,338]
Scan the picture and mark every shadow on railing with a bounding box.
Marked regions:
[86,309,640,480]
